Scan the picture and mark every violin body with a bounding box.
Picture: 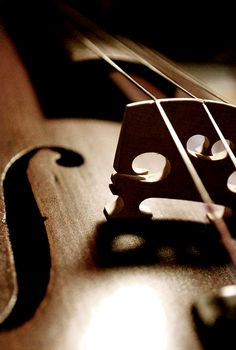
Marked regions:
[0,3,236,349]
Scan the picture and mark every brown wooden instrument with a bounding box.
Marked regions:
[0,2,236,349]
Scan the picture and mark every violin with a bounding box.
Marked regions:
[0,2,236,349]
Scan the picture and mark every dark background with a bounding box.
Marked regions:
[1,0,236,63]
[0,0,236,115]
[69,0,236,63]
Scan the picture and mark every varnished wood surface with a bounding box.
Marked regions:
[0,21,236,350]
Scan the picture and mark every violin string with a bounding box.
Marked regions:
[78,35,231,203]
[76,33,236,175]
[112,35,236,167]
[61,6,236,265]
[157,99,236,267]
[202,102,236,167]
[80,32,233,204]
[61,4,224,101]
[76,33,236,265]
[62,4,236,171]
[110,35,236,169]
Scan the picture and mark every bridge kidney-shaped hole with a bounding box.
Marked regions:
[187,134,232,160]
[132,152,171,181]
[227,171,236,193]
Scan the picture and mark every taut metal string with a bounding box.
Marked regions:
[61,3,223,100]
[202,102,236,167]
[61,4,236,170]
[61,5,236,265]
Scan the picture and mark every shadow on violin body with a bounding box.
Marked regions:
[95,217,232,268]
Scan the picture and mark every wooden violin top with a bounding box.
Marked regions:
[0,2,236,349]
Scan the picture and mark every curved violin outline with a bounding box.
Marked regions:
[0,146,84,329]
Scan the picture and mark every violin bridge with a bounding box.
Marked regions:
[104,98,236,220]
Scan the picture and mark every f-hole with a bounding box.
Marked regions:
[0,146,84,330]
